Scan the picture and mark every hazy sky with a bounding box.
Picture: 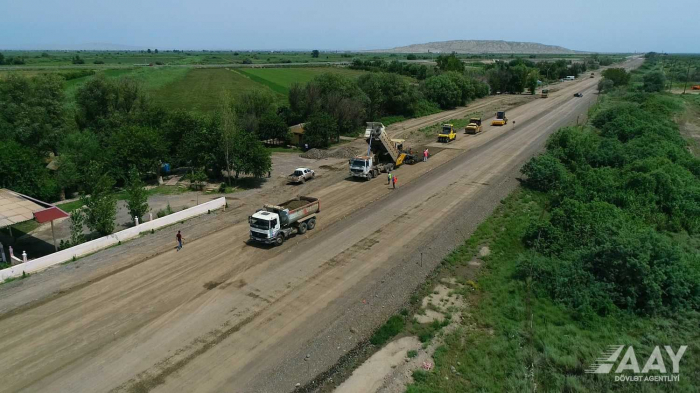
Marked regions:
[1,0,698,52]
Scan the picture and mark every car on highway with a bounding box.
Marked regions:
[574,92,583,97]
[288,168,315,183]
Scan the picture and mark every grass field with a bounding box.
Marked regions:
[236,67,366,95]
[149,68,273,112]
[2,64,371,112]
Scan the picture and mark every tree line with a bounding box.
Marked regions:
[0,52,26,65]
[0,73,273,209]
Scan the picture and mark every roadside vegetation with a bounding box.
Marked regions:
[363,55,700,392]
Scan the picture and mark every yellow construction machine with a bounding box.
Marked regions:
[465,117,482,134]
[491,111,508,126]
[437,124,457,143]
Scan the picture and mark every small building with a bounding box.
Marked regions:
[0,189,69,259]
[289,123,306,146]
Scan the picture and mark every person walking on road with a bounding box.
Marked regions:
[392,175,397,189]
[176,230,184,251]
[426,148,430,161]
[387,171,393,185]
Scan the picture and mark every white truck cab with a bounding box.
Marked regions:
[349,155,376,179]
[249,211,280,242]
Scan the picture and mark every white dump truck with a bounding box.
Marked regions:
[248,196,320,246]
[349,122,419,180]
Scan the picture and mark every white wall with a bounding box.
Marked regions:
[0,197,226,281]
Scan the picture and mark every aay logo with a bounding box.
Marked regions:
[586,345,687,382]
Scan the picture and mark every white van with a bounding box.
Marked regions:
[565,76,575,81]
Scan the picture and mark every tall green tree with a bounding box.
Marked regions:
[0,74,67,154]
[601,68,631,86]
[82,172,117,236]
[125,168,149,221]
[235,89,277,134]
[69,210,86,247]
[303,113,336,148]
[422,75,461,109]
[643,71,666,92]
[107,125,167,180]
[220,94,238,185]
[229,130,272,179]
[436,53,465,73]
[0,140,58,201]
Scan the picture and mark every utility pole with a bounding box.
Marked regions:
[682,62,691,95]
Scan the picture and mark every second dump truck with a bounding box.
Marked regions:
[491,111,508,126]
[349,122,419,180]
[249,196,319,246]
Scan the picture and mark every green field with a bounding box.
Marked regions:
[236,67,366,95]
[1,64,373,112]
[149,68,272,112]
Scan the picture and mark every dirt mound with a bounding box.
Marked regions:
[300,146,360,160]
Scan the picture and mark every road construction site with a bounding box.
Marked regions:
[0,57,642,393]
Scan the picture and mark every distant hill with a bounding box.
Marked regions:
[373,40,583,54]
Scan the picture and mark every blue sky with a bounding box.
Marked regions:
[1,0,698,52]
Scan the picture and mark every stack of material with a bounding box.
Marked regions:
[300,146,360,159]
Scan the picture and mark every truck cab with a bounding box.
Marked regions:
[249,211,281,244]
[438,124,457,143]
[349,155,378,180]
[541,89,549,98]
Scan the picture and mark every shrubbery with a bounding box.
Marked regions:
[520,90,700,316]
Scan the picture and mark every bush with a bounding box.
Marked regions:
[156,204,173,218]
[643,70,666,92]
[519,90,700,316]
[521,153,569,192]
[369,315,405,346]
[601,68,630,86]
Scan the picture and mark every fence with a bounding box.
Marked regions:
[0,197,226,281]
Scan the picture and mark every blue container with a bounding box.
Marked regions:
[162,163,171,174]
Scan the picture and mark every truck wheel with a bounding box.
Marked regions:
[301,177,305,183]
[275,234,284,246]
[298,222,308,234]
[307,218,316,230]
[367,172,373,180]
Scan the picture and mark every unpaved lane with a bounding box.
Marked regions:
[0,58,642,393]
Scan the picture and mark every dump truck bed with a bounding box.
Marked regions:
[265,196,320,226]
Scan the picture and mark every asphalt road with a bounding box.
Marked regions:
[0,57,642,393]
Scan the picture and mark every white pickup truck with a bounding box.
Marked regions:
[287,168,315,183]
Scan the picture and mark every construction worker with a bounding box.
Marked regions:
[392,174,397,189]
[387,171,392,185]
[176,230,185,251]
